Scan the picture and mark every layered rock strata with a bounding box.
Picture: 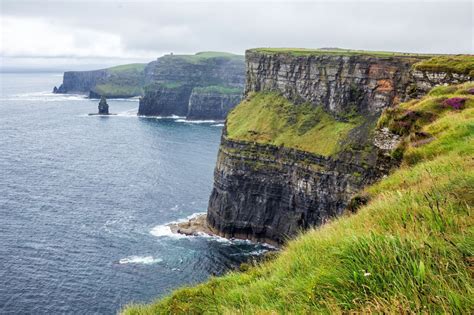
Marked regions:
[207,50,472,244]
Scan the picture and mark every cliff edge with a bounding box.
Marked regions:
[207,49,473,244]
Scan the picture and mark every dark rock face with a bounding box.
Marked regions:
[187,90,242,120]
[54,70,108,94]
[207,130,392,244]
[98,96,109,114]
[207,50,471,244]
[138,54,245,118]
[138,85,194,117]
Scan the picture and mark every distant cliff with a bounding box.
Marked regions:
[54,63,148,98]
[207,48,473,244]
[54,52,246,120]
[138,52,245,119]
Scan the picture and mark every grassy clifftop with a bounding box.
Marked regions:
[413,56,474,76]
[122,82,473,314]
[249,47,434,58]
[226,92,361,156]
[161,51,243,64]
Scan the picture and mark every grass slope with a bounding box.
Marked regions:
[122,82,474,314]
[226,92,361,156]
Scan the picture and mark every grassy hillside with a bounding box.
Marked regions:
[122,82,473,314]
[226,92,361,156]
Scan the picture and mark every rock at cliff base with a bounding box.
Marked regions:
[168,214,215,236]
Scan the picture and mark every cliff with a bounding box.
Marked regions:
[54,63,148,98]
[54,52,246,119]
[207,49,473,244]
[138,52,245,119]
[187,86,242,120]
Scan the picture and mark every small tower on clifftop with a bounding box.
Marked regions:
[98,96,109,115]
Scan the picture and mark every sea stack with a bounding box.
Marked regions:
[98,96,109,114]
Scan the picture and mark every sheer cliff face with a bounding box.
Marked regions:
[187,90,242,120]
[245,51,471,116]
[207,50,471,244]
[138,85,193,116]
[138,55,245,118]
[207,136,393,244]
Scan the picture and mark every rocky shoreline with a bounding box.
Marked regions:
[168,214,281,247]
[168,214,215,237]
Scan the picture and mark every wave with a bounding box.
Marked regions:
[1,91,89,102]
[211,123,225,127]
[148,212,279,250]
[149,224,186,238]
[137,114,186,120]
[116,108,138,116]
[176,119,224,124]
[149,212,206,239]
[118,255,162,265]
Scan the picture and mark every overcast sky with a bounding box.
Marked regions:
[1,0,472,71]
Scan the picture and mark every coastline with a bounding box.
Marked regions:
[168,214,281,248]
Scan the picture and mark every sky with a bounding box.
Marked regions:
[0,0,473,71]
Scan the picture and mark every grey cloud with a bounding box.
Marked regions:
[1,0,472,70]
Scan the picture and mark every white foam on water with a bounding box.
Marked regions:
[116,108,138,117]
[137,115,186,119]
[149,224,184,238]
[176,119,222,124]
[211,123,225,127]
[118,255,162,265]
[149,212,206,239]
[2,91,89,102]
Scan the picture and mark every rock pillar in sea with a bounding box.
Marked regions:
[98,96,109,115]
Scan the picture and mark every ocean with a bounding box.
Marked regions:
[0,73,271,314]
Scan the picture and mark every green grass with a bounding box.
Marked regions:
[226,92,361,156]
[162,51,243,64]
[413,56,474,76]
[107,63,147,74]
[122,83,474,314]
[192,85,242,94]
[143,82,186,93]
[250,47,435,58]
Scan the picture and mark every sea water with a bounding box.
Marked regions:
[0,73,271,314]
